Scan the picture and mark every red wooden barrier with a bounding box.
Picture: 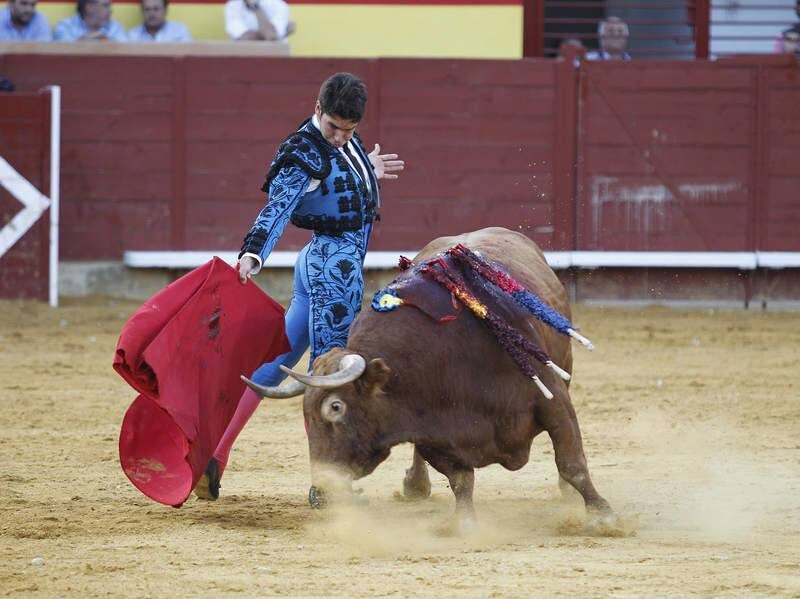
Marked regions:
[759,61,800,251]
[576,58,800,252]
[0,55,568,259]
[0,53,797,271]
[0,90,51,301]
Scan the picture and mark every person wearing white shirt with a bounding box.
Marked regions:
[224,0,294,41]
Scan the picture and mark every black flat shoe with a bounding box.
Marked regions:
[193,457,221,501]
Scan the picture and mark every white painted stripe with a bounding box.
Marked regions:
[123,250,419,269]
[49,86,61,308]
[756,252,800,269]
[543,251,571,269]
[0,157,51,258]
[124,250,800,270]
[570,251,758,270]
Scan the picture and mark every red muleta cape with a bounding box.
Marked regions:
[113,257,290,507]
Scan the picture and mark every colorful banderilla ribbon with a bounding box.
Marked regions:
[447,244,594,350]
[373,244,594,399]
[420,259,565,400]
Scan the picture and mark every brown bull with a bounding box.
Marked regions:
[245,227,614,530]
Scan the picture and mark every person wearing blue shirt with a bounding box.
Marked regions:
[0,0,52,41]
[128,0,191,42]
[53,0,127,41]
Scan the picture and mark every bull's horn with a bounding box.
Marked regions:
[240,375,306,399]
[280,354,367,389]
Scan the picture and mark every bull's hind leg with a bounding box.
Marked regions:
[403,446,432,500]
[558,473,580,500]
[537,388,614,519]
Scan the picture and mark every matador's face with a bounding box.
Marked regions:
[315,102,359,149]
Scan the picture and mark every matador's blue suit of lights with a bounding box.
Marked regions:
[239,117,380,386]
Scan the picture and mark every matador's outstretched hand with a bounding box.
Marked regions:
[368,144,405,180]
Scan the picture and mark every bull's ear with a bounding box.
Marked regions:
[365,358,391,391]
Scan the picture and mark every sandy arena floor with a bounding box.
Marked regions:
[1,297,799,598]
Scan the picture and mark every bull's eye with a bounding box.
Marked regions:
[321,396,347,423]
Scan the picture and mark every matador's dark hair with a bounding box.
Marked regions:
[318,72,368,123]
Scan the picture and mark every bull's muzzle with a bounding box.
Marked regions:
[308,485,326,509]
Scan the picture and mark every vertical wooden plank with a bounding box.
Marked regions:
[551,54,578,251]
[694,0,710,59]
[0,92,47,300]
[762,65,800,251]
[750,65,772,250]
[171,57,187,250]
[523,0,544,58]
[363,57,381,149]
[38,89,51,302]
[752,65,768,252]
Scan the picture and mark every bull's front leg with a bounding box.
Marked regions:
[442,468,477,534]
[417,450,477,534]
[403,446,432,500]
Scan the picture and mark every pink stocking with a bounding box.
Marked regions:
[212,387,262,475]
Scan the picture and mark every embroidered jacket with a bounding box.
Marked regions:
[239,118,380,263]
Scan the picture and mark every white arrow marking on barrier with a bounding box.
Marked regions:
[0,157,52,258]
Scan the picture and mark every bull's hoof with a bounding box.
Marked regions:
[458,512,479,536]
[308,485,367,508]
[193,457,221,501]
[351,488,369,506]
[308,485,326,509]
[585,508,628,537]
[402,472,432,501]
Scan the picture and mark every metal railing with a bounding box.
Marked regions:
[524,0,799,59]
[710,1,798,56]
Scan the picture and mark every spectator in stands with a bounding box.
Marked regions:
[775,24,800,56]
[560,37,585,52]
[128,0,191,42]
[559,37,585,66]
[586,16,631,61]
[224,0,295,41]
[0,0,52,40]
[54,0,127,41]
